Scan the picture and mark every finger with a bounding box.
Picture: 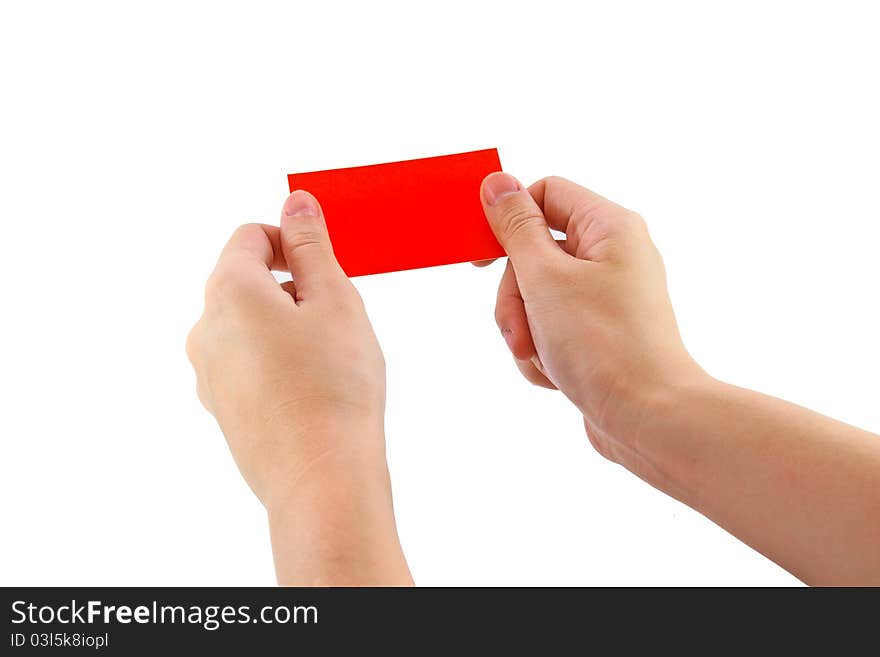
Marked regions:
[527,176,624,232]
[280,190,346,299]
[218,223,278,270]
[494,260,537,362]
[480,172,561,274]
[473,244,564,266]
[259,225,292,272]
[217,224,291,272]
[515,357,557,390]
[528,176,641,262]
[208,223,287,304]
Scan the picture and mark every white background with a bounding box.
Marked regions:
[1,1,878,586]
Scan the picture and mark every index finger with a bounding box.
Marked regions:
[218,223,288,271]
[207,224,289,304]
[527,176,625,234]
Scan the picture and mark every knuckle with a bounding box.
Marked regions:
[625,210,648,232]
[540,175,568,190]
[536,175,583,203]
[285,229,326,254]
[204,268,232,300]
[204,265,245,303]
[499,205,544,241]
[233,222,263,240]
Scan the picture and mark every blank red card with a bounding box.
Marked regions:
[287,148,505,277]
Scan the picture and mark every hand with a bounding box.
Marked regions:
[479,173,707,476]
[480,175,880,585]
[186,191,411,585]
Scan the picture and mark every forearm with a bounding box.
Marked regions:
[265,435,412,586]
[628,378,880,585]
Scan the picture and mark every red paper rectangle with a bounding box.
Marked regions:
[287,148,505,277]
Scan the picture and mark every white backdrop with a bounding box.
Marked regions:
[2,1,878,585]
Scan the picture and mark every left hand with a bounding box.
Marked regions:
[187,190,410,585]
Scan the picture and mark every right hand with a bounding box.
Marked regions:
[479,173,708,466]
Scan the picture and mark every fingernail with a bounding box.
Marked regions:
[284,190,318,217]
[483,172,522,206]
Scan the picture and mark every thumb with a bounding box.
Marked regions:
[481,172,560,271]
[280,190,346,299]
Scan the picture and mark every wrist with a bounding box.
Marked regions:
[255,411,387,507]
[633,375,737,509]
[263,430,411,586]
[585,360,718,503]
[578,354,708,441]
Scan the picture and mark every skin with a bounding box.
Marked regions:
[188,173,880,586]
[479,172,880,586]
[186,190,412,585]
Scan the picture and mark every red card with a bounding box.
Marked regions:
[287,148,505,277]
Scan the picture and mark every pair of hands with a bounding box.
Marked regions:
[186,172,705,584]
